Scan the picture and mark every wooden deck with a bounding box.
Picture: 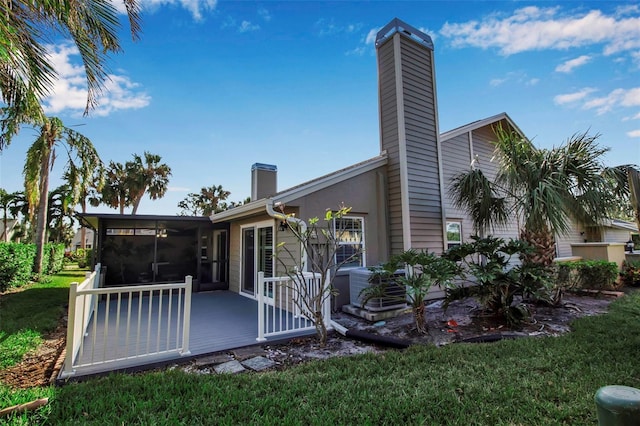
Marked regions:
[68,290,315,378]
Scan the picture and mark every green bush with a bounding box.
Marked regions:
[620,260,640,287]
[0,243,35,292]
[68,248,92,268]
[556,260,619,290]
[45,243,65,274]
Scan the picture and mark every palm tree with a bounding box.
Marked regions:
[22,116,101,273]
[126,152,171,215]
[100,161,131,214]
[64,161,104,248]
[178,185,231,216]
[5,191,30,242]
[47,185,76,246]
[450,124,630,266]
[0,0,141,133]
[0,188,17,242]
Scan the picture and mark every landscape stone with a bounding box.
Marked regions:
[232,346,267,360]
[242,356,276,371]
[214,360,245,374]
[194,353,234,367]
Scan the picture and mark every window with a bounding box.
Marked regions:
[334,216,365,268]
[446,221,462,249]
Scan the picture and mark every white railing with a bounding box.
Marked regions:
[256,271,331,341]
[61,275,192,378]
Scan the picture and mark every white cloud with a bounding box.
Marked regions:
[627,129,640,138]
[315,19,364,37]
[345,27,379,56]
[115,0,218,22]
[365,28,379,45]
[41,43,150,117]
[489,71,538,88]
[556,55,593,73]
[579,87,640,115]
[554,87,597,105]
[238,20,260,33]
[258,7,271,22]
[168,186,191,192]
[440,6,640,56]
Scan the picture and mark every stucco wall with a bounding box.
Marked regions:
[571,243,626,269]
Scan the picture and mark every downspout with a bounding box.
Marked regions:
[265,198,309,278]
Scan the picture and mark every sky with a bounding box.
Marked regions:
[0,0,639,217]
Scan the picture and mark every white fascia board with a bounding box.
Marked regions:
[440,112,527,142]
[210,201,267,222]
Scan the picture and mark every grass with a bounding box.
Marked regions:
[35,292,640,425]
[0,264,87,424]
[2,275,639,425]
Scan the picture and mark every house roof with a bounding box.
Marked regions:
[598,218,639,232]
[77,213,214,231]
[210,153,388,222]
[440,112,527,142]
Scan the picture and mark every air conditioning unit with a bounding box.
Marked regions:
[349,268,407,312]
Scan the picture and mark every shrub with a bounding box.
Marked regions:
[45,243,65,274]
[0,243,36,292]
[620,260,640,287]
[556,260,620,291]
[441,236,552,327]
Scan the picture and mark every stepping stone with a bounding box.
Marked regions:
[214,360,245,374]
[232,346,267,360]
[195,354,234,367]
[242,356,276,372]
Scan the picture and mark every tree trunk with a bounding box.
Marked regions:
[33,147,52,274]
[2,213,7,242]
[519,227,556,266]
[80,200,86,249]
[314,311,327,346]
[414,302,427,334]
[131,188,146,215]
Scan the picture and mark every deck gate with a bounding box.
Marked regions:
[256,272,331,341]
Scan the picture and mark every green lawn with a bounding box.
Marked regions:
[45,292,640,425]
[2,278,639,425]
[0,265,86,425]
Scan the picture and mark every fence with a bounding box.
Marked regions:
[61,274,192,378]
[256,271,331,341]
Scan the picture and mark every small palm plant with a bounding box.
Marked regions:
[363,250,458,334]
[442,236,551,327]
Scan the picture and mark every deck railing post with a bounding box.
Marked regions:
[323,274,331,328]
[257,271,266,342]
[62,282,79,378]
[181,276,192,356]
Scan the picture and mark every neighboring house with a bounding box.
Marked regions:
[69,227,95,250]
[0,218,17,242]
[586,219,638,244]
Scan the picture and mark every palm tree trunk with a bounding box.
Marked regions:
[80,200,87,249]
[33,147,52,274]
[519,227,556,266]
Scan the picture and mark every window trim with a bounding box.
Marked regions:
[446,220,462,250]
[333,215,366,269]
